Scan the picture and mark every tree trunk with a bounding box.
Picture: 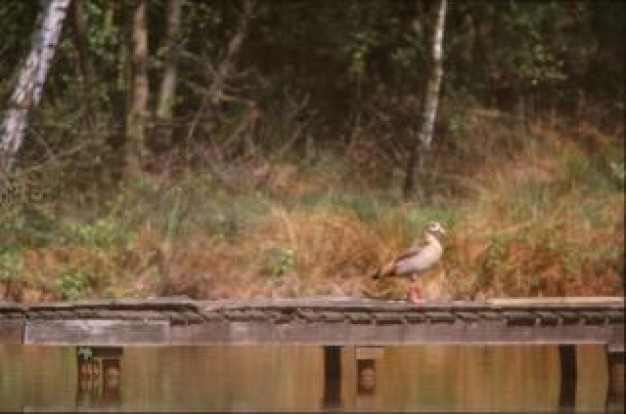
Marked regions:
[71,0,92,100]
[70,0,97,129]
[155,0,183,147]
[186,0,254,150]
[207,0,254,106]
[403,0,447,198]
[125,0,149,176]
[0,0,72,172]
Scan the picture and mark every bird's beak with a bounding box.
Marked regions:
[439,227,447,235]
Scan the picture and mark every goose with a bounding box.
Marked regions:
[372,221,446,303]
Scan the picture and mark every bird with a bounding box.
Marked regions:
[371,221,446,304]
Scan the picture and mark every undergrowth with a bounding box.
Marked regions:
[0,114,623,303]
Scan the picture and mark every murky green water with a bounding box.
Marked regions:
[0,344,620,412]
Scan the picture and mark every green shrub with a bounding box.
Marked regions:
[262,247,295,277]
[52,268,94,301]
[0,252,22,282]
[64,218,131,249]
[51,267,110,300]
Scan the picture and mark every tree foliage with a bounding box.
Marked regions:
[0,0,623,184]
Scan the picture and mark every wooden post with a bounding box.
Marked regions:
[323,346,342,410]
[605,347,625,412]
[558,344,577,411]
[340,347,356,409]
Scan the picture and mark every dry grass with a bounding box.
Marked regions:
[1,113,623,302]
[153,206,417,299]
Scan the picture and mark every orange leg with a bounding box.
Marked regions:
[407,281,422,304]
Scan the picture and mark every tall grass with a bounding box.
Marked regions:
[1,114,623,302]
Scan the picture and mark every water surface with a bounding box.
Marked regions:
[0,344,617,412]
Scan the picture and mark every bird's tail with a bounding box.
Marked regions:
[372,262,393,280]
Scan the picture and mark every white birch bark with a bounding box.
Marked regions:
[0,0,72,170]
[125,0,149,174]
[156,0,183,120]
[418,0,447,150]
[403,0,447,197]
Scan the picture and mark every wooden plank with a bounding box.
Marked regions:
[229,320,288,342]
[24,319,170,345]
[424,311,457,323]
[29,296,198,311]
[503,310,538,326]
[535,310,561,326]
[0,296,622,346]
[356,346,384,359]
[609,327,626,349]
[200,297,417,312]
[170,321,231,343]
[199,296,624,312]
[488,297,624,307]
[346,312,373,324]
[2,296,625,313]
[0,302,26,312]
[401,323,620,346]
[2,296,624,318]
[167,319,623,346]
[199,297,492,312]
[0,320,24,343]
[372,312,403,324]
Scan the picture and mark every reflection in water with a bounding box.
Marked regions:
[0,344,621,412]
[357,360,376,395]
[75,347,123,410]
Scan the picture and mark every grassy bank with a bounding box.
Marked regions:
[1,113,623,303]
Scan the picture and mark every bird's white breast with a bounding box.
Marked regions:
[395,235,443,275]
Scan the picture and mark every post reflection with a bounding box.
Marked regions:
[357,359,376,394]
[322,346,383,410]
[0,344,610,411]
[75,346,123,409]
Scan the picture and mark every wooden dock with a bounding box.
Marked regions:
[0,296,623,348]
[3,296,622,411]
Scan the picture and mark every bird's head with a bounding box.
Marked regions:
[425,221,446,237]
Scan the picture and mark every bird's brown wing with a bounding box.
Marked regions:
[372,243,425,279]
[394,243,442,275]
[393,244,424,262]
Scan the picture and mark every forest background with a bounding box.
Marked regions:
[0,0,624,303]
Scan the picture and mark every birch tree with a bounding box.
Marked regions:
[0,0,72,172]
[404,0,447,197]
[155,0,184,146]
[70,0,92,107]
[125,0,149,175]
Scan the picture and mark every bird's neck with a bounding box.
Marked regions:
[424,232,443,252]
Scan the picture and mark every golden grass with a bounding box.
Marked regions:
[1,115,623,302]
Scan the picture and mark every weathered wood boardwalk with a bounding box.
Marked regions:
[0,296,623,348]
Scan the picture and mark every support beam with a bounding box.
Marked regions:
[323,346,342,410]
[0,320,24,343]
[558,344,577,411]
[605,347,625,412]
[1,297,622,347]
[24,319,169,345]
